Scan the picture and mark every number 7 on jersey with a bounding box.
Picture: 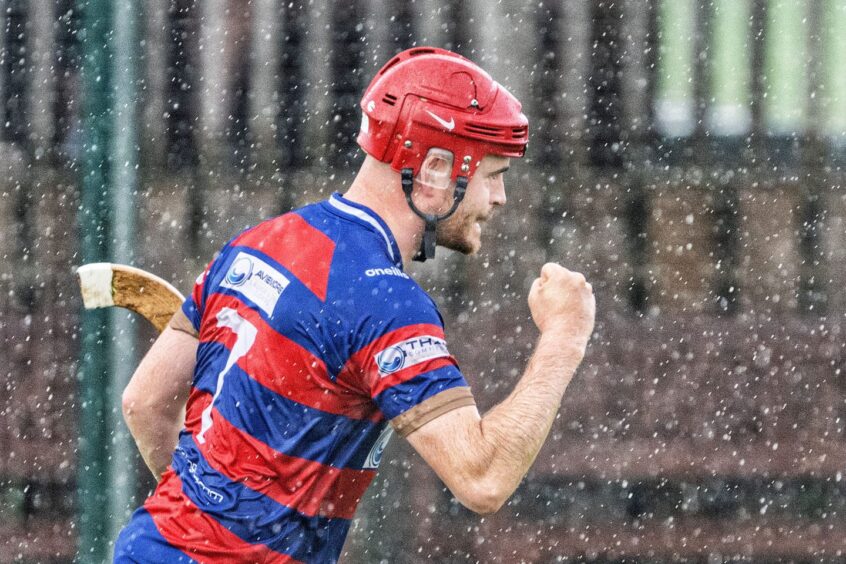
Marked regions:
[197,307,257,444]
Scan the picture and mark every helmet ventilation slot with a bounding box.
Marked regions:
[408,47,437,57]
[382,93,398,106]
[465,123,504,138]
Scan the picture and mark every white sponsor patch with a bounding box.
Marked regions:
[220,251,289,316]
[374,335,450,377]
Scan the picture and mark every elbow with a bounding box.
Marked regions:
[121,385,148,427]
[455,479,511,515]
[121,388,136,424]
[462,496,505,516]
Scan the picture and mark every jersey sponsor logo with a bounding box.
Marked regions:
[365,266,409,279]
[375,335,450,377]
[363,426,393,470]
[225,255,252,286]
[376,345,406,375]
[176,446,224,504]
[221,251,290,316]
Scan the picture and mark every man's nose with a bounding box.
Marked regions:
[491,178,507,207]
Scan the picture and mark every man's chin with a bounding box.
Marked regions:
[437,236,481,255]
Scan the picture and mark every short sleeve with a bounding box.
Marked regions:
[169,228,251,336]
[346,299,476,438]
[170,259,214,337]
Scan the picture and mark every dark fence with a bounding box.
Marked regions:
[1,0,845,562]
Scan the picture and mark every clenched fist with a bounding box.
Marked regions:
[528,263,596,350]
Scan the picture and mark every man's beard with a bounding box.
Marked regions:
[435,212,477,255]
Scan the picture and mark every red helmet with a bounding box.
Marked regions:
[357,47,528,182]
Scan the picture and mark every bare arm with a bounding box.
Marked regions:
[121,325,197,480]
[406,263,595,514]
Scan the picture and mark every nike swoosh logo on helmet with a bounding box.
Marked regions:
[425,110,455,131]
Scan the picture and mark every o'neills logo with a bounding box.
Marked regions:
[365,266,408,279]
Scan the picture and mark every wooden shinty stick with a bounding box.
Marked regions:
[76,263,183,332]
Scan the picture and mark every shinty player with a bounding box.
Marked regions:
[114,47,595,563]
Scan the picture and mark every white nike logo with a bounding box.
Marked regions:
[426,110,455,131]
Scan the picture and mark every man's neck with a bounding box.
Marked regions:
[342,160,424,266]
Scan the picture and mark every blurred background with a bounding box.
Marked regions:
[1,0,846,562]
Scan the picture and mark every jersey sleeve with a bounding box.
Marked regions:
[168,228,252,336]
[168,259,214,337]
[346,292,476,438]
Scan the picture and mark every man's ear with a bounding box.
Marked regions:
[417,148,454,192]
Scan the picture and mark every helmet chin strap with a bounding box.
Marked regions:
[401,168,468,262]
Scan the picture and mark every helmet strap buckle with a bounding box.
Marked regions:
[400,168,467,262]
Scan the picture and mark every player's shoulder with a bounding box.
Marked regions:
[230,199,388,258]
[230,204,329,246]
[331,253,443,331]
[215,203,344,275]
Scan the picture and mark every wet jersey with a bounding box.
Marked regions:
[114,193,475,563]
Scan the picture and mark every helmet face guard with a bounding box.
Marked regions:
[357,47,529,261]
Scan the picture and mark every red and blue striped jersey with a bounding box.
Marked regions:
[120,193,474,563]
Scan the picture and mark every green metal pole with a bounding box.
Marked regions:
[763,0,809,136]
[655,0,696,137]
[107,0,140,553]
[707,0,752,137]
[820,0,846,146]
[78,0,113,560]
